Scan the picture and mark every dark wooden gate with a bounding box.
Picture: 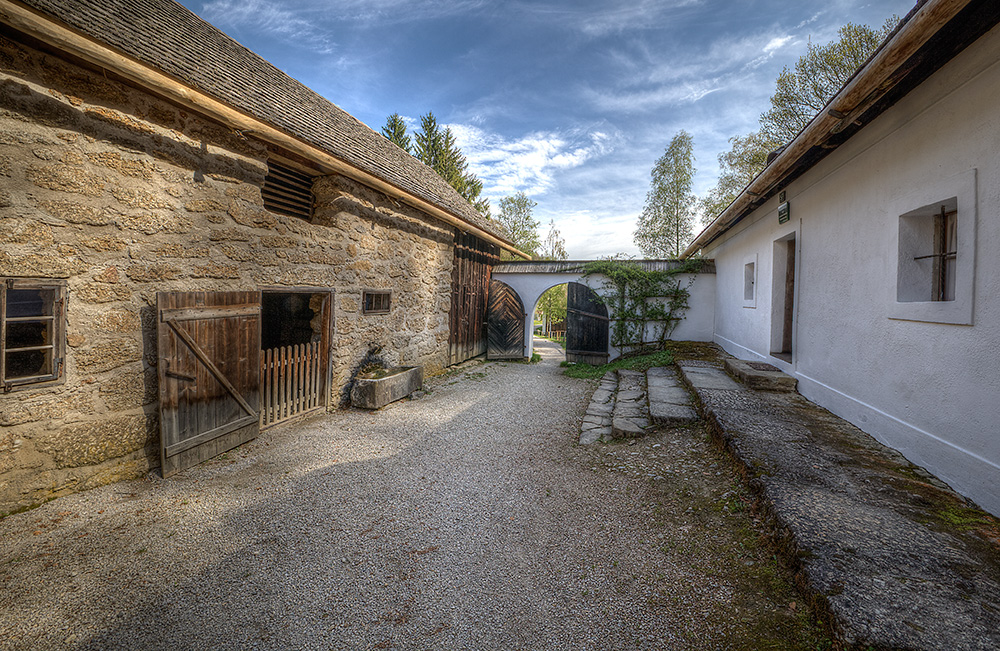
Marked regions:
[450,231,499,365]
[487,279,525,360]
[157,291,261,477]
[566,282,609,365]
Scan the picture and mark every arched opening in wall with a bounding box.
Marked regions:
[531,282,610,365]
[532,283,569,360]
[259,287,333,428]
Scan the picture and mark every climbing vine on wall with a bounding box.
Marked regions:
[581,258,703,355]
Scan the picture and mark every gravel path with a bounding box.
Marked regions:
[1,340,818,650]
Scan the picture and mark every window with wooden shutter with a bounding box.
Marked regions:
[1,278,66,391]
[262,161,314,221]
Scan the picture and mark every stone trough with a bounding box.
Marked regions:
[351,366,423,409]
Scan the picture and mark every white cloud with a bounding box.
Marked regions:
[201,0,336,54]
[763,35,794,53]
[448,124,618,201]
[515,0,706,38]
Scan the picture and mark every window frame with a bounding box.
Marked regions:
[1,278,67,392]
[362,290,392,315]
[890,169,977,326]
[742,253,757,308]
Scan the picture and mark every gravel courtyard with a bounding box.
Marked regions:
[1,340,822,650]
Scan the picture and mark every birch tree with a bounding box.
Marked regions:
[634,130,696,258]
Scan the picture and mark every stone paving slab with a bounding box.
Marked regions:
[646,367,698,426]
[679,364,744,391]
[611,370,650,439]
[579,371,616,444]
[677,361,1000,650]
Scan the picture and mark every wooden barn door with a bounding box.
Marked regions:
[487,280,525,360]
[566,282,609,365]
[157,291,261,477]
[449,232,499,365]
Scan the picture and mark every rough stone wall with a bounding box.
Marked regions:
[0,34,455,514]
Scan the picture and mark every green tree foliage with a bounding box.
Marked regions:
[700,19,897,222]
[412,112,490,217]
[634,130,696,258]
[496,192,541,258]
[381,113,411,153]
[539,219,568,261]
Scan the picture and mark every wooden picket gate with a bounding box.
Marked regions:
[260,342,324,428]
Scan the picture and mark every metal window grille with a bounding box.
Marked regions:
[1,278,66,391]
[262,161,314,221]
[362,291,391,315]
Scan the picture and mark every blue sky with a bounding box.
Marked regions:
[177,0,913,258]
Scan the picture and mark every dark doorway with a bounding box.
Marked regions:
[260,288,333,428]
[770,235,796,363]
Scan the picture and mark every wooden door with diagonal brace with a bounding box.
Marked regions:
[157,291,261,477]
[486,279,525,360]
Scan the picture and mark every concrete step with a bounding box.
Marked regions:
[676,360,1000,650]
[724,358,797,391]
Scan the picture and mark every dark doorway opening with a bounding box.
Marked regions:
[259,288,333,428]
[770,235,796,363]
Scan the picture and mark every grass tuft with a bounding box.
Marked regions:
[561,349,674,379]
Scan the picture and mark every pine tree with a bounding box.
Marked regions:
[413,112,490,217]
[381,113,411,153]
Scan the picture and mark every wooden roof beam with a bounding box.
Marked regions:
[0,0,529,259]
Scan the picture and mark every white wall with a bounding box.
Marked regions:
[491,271,716,361]
[704,23,1000,515]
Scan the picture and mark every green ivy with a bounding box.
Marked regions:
[581,258,703,355]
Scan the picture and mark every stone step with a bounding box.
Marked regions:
[646,367,699,426]
[580,366,702,444]
[724,358,797,391]
[611,369,650,439]
[579,371,616,444]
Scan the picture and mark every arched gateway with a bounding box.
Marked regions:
[486,278,608,362]
[488,259,715,363]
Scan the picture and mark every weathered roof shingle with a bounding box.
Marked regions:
[15,0,503,239]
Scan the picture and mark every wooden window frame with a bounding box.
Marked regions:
[362,290,392,315]
[1,278,66,392]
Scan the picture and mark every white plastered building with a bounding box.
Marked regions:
[685,0,1000,515]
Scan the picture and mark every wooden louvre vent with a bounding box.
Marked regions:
[262,161,315,221]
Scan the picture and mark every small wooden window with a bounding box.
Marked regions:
[1,278,66,391]
[931,208,957,302]
[262,161,314,221]
[362,291,391,315]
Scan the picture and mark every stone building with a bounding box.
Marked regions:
[0,0,521,513]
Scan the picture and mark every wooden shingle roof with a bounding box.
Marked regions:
[13,0,506,242]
